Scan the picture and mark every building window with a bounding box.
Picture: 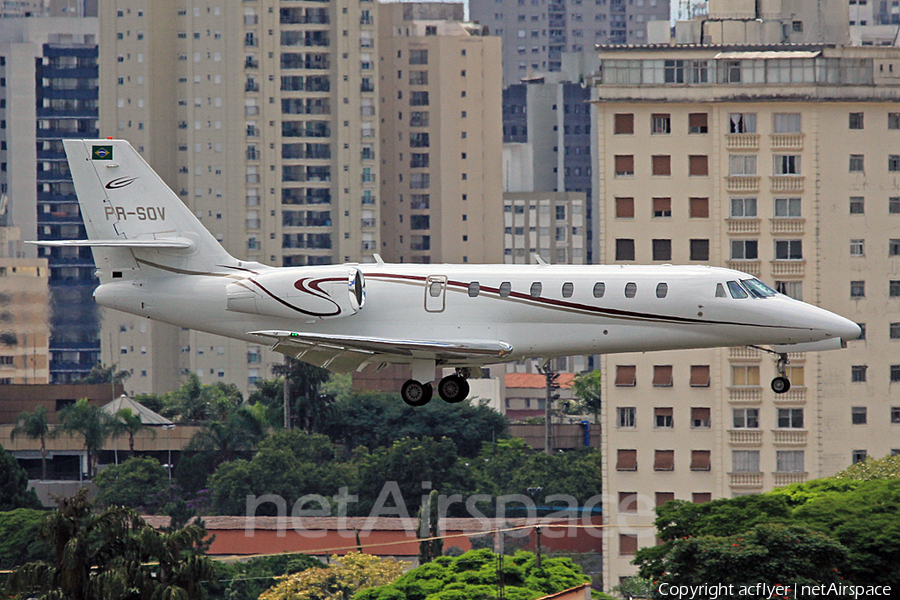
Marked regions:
[688,112,708,133]
[891,323,900,339]
[890,239,900,256]
[652,155,671,176]
[851,406,867,424]
[774,155,801,175]
[729,155,757,176]
[689,197,709,218]
[774,197,801,217]
[614,155,634,176]
[892,281,900,297]
[891,406,900,423]
[653,367,673,388]
[656,492,675,507]
[731,240,758,260]
[775,240,802,260]
[616,365,636,387]
[776,281,803,300]
[732,365,760,387]
[730,197,758,218]
[652,239,672,261]
[851,365,867,382]
[850,281,865,298]
[618,491,638,513]
[852,449,868,464]
[776,450,805,473]
[733,408,759,429]
[614,113,634,134]
[619,534,638,555]
[891,197,900,214]
[690,450,711,471]
[616,239,635,261]
[652,197,672,217]
[617,406,636,428]
[849,112,864,129]
[689,155,709,176]
[850,154,865,172]
[615,197,634,218]
[890,113,900,129]
[690,239,709,261]
[692,492,712,504]
[690,365,710,387]
[651,113,671,134]
[890,155,900,172]
[729,112,756,133]
[654,450,675,471]
[654,407,674,428]
[616,449,637,470]
[773,112,801,132]
[777,408,804,429]
[691,407,711,428]
[732,450,760,472]
[850,196,865,214]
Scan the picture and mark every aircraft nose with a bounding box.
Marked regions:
[832,315,861,342]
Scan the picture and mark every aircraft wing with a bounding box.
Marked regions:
[249,330,514,373]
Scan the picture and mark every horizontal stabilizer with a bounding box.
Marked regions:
[27,238,195,249]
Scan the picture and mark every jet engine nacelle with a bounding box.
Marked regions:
[226,266,365,320]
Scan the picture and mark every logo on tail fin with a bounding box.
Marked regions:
[92,145,113,160]
[105,176,138,190]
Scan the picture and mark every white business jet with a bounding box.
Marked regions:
[36,140,860,406]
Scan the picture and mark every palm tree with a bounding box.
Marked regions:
[58,398,113,478]
[110,408,154,457]
[10,406,51,480]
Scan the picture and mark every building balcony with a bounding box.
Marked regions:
[725,133,760,151]
[43,88,98,100]
[361,218,376,228]
[728,387,762,403]
[770,133,804,151]
[774,387,807,402]
[771,218,805,235]
[770,260,805,277]
[725,176,760,193]
[37,213,82,225]
[772,429,807,446]
[730,346,761,360]
[770,176,804,193]
[37,193,78,203]
[36,172,72,182]
[36,128,99,140]
[729,472,763,488]
[772,472,807,487]
[728,429,762,445]
[36,108,98,119]
[727,260,760,277]
[42,66,99,79]
[726,218,760,235]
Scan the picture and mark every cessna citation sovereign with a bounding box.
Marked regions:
[38,140,861,406]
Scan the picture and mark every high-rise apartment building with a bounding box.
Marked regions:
[470,0,669,87]
[591,42,900,589]
[0,17,100,383]
[99,0,380,394]
[378,2,503,264]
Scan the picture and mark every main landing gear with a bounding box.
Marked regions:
[771,352,791,394]
[401,368,471,407]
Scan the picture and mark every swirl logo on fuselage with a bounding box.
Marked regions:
[105,176,138,190]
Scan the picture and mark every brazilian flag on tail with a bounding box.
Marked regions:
[91,145,113,160]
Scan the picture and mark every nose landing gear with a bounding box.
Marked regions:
[771,353,791,394]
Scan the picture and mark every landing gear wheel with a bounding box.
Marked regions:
[771,376,791,394]
[438,375,470,403]
[401,380,433,406]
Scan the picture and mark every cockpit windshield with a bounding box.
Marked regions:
[726,281,748,299]
[741,278,778,298]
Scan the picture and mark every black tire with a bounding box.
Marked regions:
[438,375,470,403]
[401,379,433,406]
[771,376,791,394]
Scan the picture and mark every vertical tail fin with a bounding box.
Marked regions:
[63,139,237,279]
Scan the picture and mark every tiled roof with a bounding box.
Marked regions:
[505,372,576,390]
[141,515,571,532]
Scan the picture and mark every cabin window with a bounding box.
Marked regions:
[499,282,511,298]
[593,282,605,298]
[727,281,748,299]
[468,282,480,297]
[429,281,442,297]
[625,282,637,298]
[530,282,542,297]
[716,283,727,297]
[562,282,574,298]
[656,283,668,298]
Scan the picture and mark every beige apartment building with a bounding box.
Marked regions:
[378,2,503,264]
[98,0,380,394]
[591,43,900,589]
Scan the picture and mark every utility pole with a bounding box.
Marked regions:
[283,357,291,429]
[541,368,559,455]
[535,525,542,569]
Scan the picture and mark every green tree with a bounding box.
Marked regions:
[75,363,132,385]
[188,406,266,465]
[109,408,154,457]
[247,377,287,430]
[831,453,900,480]
[0,445,41,511]
[91,456,168,512]
[57,398,113,478]
[7,488,216,600]
[273,358,332,433]
[0,509,53,570]
[570,370,602,423]
[259,552,404,600]
[417,489,442,564]
[355,549,590,600]
[636,524,847,598]
[10,406,51,480]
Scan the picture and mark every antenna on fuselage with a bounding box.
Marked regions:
[534,254,549,266]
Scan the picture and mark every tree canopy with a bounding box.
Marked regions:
[92,456,169,512]
[258,552,404,600]
[0,445,41,511]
